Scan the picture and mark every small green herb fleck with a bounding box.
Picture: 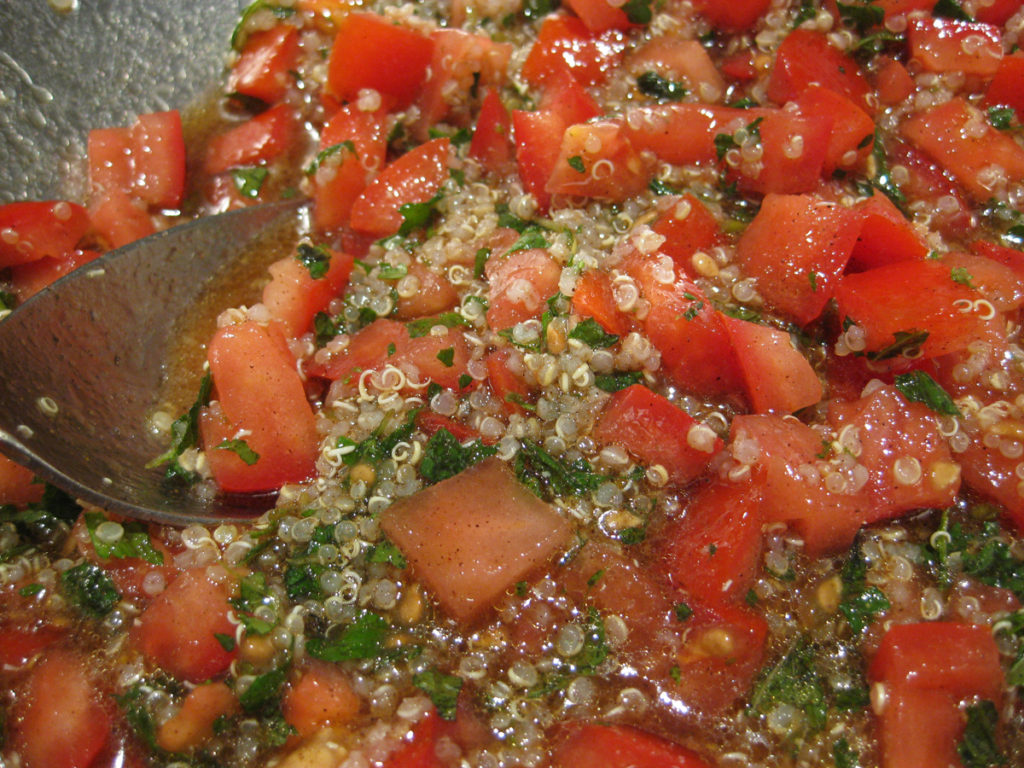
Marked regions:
[297,243,332,280]
[833,737,860,768]
[305,140,356,175]
[367,539,407,568]
[674,602,693,622]
[648,178,681,195]
[406,312,468,338]
[436,347,455,367]
[865,328,929,362]
[621,0,653,23]
[413,667,463,721]
[398,193,443,237]
[85,511,165,565]
[988,106,1017,131]
[474,247,491,279]
[619,525,646,545]
[306,611,391,661]
[594,370,643,393]
[958,700,1006,768]
[567,155,586,173]
[507,228,550,254]
[420,429,497,484]
[232,166,269,198]
[378,263,408,281]
[148,372,213,481]
[215,632,236,652]
[18,583,44,597]
[587,568,605,587]
[748,638,828,734]
[61,562,119,617]
[951,266,976,288]
[568,318,619,348]
[893,370,961,416]
[933,0,974,22]
[217,438,260,465]
[637,71,687,101]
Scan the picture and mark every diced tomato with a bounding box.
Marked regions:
[571,269,632,336]
[565,0,633,32]
[733,108,831,195]
[379,457,572,623]
[767,29,871,111]
[907,16,1003,77]
[310,318,473,392]
[959,437,1024,527]
[262,248,354,337]
[485,247,562,330]
[133,567,238,683]
[415,28,512,137]
[469,88,514,175]
[88,189,156,248]
[156,682,239,753]
[976,0,1024,24]
[11,649,112,768]
[551,723,714,768]
[200,321,319,492]
[827,385,960,516]
[546,120,655,201]
[720,51,758,81]
[969,239,1024,283]
[901,97,1024,202]
[984,53,1024,119]
[485,347,534,415]
[591,384,723,485]
[539,65,603,122]
[0,201,89,268]
[886,139,976,238]
[834,259,1000,362]
[382,711,444,768]
[730,414,868,556]
[88,125,133,202]
[667,601,769,713]
[875,686,964,768]
[416,410,482,443]
[657,481,763,603]
[282,661,361,738]
[875,56,916,106]
[735,193,860,325]
[691,0,771,30]
[869,621,1004,702]
[204,103,297,176]
[512,109,565,212]
[130,110,187,209]
[626,37,726,101]
[0,622,63,668]
[625,257,743,396]
[847,193,928,272]
[620,103,739,166]
[349,138,451,238]
[312,104,388,231]
[394,261,460,320]
[228,24,300,105]
[944,251,1024,312]
[793,85,874,174]
[326,13,434,109]
[520,13,627,87]
[651,193,725,274]
[0,453,43,506]
[724,317,823,414]
[11,248,102,299]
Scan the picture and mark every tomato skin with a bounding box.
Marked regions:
[767,29,871,111]
[793,85,874,174]
[282,661,361,738]
[469,88,514,175]
[735,193,860,325]
[228,24,300,105]
[262,248,355,337]
[130,110,187,209]
[621,103,739,166]
[724,317,823,414]
[571,269,632,336]
[546,120,655,201]
[0,622,63,668]
[11,247,102,299]
[201,321,319,493]
[0,453,43,505]
[847,193,928,271]
[834,259,999,362]
[591,384,723,485]
[907,16,1003,77]
[901,97,1024,202]
[349,137,451,238]
[0,201,89,268]
[394,261,459,320]
[875,56,916,106]
[626,37,726,101]
[657,481,763,603]
[134,567,238,683]
[11,648,112,768]
[565,0,633,32]
[485,247,562,330]
[651,193,726,275]
[382,711,444,768]
[203,103,297,176]
[691,0,771,30]
[984,52,1024,119]
[313,104,388,232]
[327,13,434,109]
[876,686,964,768]
[551,723,714,768]
[521,13,627,87]
[485,347,534,416]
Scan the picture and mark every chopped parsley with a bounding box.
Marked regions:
[367,539,408,568]
[594,370,644,392]
[306,610,393,661]
[514,439,607,500]
[216,438,260,465]
[637,71,687,101]
[474,247,491,279]
[838,538,890,633]
[232,166,269,198]
[951,266,976,288]
[933,0,973,22]
[865,328,929,362]
[507,228,551,254]
[893,370,961,417]
[61,562,119,617]
[405,311,468,338]
[419,428,497,484]
[305,140,357,175]
[398,193,443,237]
[648,177,681,195]
[567,155,586,173]
[231,0,295,50]
[413,667,463,721]
[84,511,164,565]
[748,638,828,734]
[147,372,213,481]
[568,317,619,348]
[621,0,653,23]
[988,106,1017,131]
[297,242,331,280]
[336,408,419,469]
[958,700,1006,767]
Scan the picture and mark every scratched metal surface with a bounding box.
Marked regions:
[0,0,246,202]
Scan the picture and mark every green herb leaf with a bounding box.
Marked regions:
[305,140,356,175]
[514,439,607,500]
[378,263,409,280]
[474,247,491,279]
[637,71,687,101]
[367,539,407,568]
[284,561,325,601]
[988,106,1016,131]
[619,525,646,545]
[567,155,586,173]
[84,511,165,565]
[239,665,289,714]
[232,166,269,198]
[933,0,973,21]
[231,0,295,50]
[893,370,961,416]
[792,0,817,26]
[406,312,469,338]
[951,266,976,288]
[217,438,260,465]
[413,667,463,721]
[674,602,693,621]
[594,370,643,392]
[398,193,443,237]
[436,347,455,367]
[621,0,653,24]
[313,311,342,347]
[568,318,619,348]
[61,562,119,617]
[837,1,885,34]
[714,132,738,160]
[507,228,550,254]
[307,611,391,661]
[420,429,497,484]
[297,243,331,280]
[522,0,559,19]
[215,632,237,652]
[148,372,213,481]
[833,738,859,768]
[958,700,1006,768]
[648,178,681,195]
[748,638,828,734]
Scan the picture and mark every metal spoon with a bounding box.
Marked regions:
[0,199,307,525]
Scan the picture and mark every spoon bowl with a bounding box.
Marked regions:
[0,200,307,525]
